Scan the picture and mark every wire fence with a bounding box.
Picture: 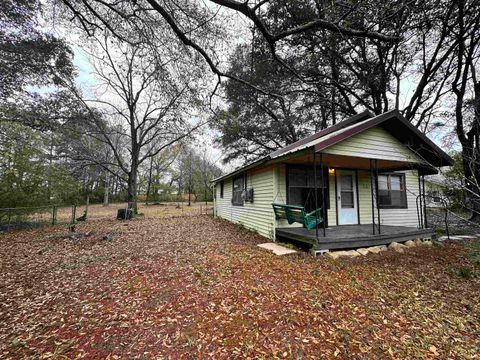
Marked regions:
[0,205,76,233]
[0,202,214,233]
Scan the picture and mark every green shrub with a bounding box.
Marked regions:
[466,239,480,267]
[457,267,475,279]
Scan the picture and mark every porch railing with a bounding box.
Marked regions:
[416,194,449,239]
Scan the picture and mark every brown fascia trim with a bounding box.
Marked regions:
[269,110,375,158]
[390,111,454,166]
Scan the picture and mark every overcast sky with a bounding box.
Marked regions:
[66,14,451,176]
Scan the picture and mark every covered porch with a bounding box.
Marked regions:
[267,111,452,251]
[276,224,434,251]
[272,147,434,250]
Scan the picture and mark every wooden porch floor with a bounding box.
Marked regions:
[275,224,433,251]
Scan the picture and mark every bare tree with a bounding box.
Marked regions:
[55,0,398,99]
[450,0,480,219]
[144,145,180,204]
[68,30,205,212]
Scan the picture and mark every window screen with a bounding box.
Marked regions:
[286,165,329,212]
[232,175,244,206]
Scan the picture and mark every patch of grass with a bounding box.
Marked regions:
[235,222,256,234]
[450,228,478,236]
[277,242,297,250]
[36,233,58,242]
[466,239,480,267]
[446,265,477,279]
[457,267,475,279]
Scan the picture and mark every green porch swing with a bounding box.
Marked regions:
[272,189,323,230]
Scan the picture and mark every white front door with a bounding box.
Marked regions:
[337,170,358,225]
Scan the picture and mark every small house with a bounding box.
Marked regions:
[212,110,452,254]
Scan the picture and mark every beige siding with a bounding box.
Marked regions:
[358,170,374,224]
[214,164,421,240]
[358,170,420,228]
[327,173,337,226]
[215,166,275,239]
[323,127,422,163]
[272,164,296,228]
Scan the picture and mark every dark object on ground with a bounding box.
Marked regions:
[69,224,76,232]
[0,222,42,232]
[117,208,133,220]
[102,233,113,241]
[76,211,87,222]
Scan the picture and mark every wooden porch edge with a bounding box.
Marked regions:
[275,227,434,251]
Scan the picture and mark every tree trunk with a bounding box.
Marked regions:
[188,152,192,206]
[467,81,480,221]
[127,152,139,214]
[103,172,109,206]
[145,157,154,205]
[85,193,90,215]
[127,169,138,213]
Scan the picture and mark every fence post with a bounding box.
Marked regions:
[7,209,11,232]
[72,205,77,224]
[52,206,57,225]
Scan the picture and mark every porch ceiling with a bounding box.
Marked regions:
[279,152,436,174]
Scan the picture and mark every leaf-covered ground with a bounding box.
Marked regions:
[0,213,479,359]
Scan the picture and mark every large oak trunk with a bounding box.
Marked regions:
[127,167,138,214]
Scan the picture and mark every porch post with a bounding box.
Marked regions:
[417,174,424,229]
[320,152,326,237]
[313,149,319,242]
[375,159,381,235]
[422,175,428,228]
[370,159,376,235]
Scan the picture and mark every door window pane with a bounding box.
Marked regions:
[341,191,354,208]
[340,175,353,190]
